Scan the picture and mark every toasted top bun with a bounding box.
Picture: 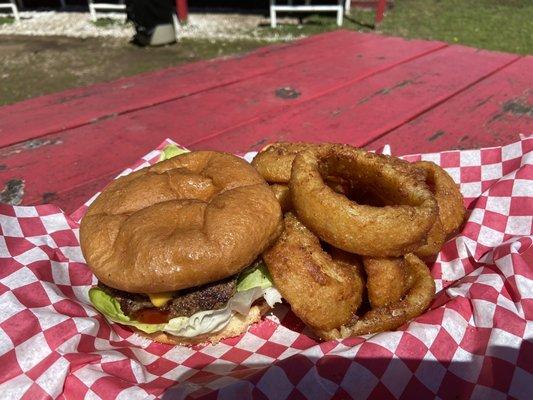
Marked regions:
[80,151,283,293]
[137,301,270,346]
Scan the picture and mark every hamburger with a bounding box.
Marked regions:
[80,147,283,345]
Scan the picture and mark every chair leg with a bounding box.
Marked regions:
[337,0,343,25]
[345,0,351,16]
[270,0,276,28]
[376,0,386,24]
[88,2,97,22]
[11,0,20,21]
[176,0,188,23]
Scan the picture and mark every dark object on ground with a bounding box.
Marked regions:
[126,0,175,46]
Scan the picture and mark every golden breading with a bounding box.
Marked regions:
[80,151,283,293]
[290,145,438,257]
[318,253,435,339]
[263,213,364,332]
[251,142,318,183]
[362,257,410,309]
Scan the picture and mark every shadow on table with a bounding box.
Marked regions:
[161,345,528,399]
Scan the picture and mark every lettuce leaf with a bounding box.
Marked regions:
[160,144,189,161]
[89,261,279,336]
[237,261,273,292]
[89,288,166,333]
[164,287,264,337]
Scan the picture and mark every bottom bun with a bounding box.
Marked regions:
[134,301,271,346]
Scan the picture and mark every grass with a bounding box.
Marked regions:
[0,16,15,25]
[265,0,533,55]
[0,35,268,106]
[376,0,533,55]
[91,17,126,28]
[0,0,531,106]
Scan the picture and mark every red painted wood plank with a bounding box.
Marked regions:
[3,31,350,115]
[191,46,518,154]
[39,171,117,214]
[366,57,533,155]
[0,29,354,149]
[0,35,445,211]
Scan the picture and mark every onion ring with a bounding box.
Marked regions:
[413,161,464,258]
[415,218,446,259]
[269,178,356,214]
[263,213,364,332]
[414,161,465,236]
[270,184,292,213]
[290,145,438,257]
[251,142,316,183]
[362,257,410,308]
[318,253,435,339]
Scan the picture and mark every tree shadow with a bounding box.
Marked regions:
[161,344,528,399]
[343,13,375,30]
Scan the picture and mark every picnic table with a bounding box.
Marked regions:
[0,30,531,212]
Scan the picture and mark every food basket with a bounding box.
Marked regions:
[0,136,531,399]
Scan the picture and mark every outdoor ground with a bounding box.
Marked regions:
[1,0,531,106]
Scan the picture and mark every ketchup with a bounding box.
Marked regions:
[135,309,171,324]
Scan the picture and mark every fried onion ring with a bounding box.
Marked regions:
[263,213,364,332]
[415,218,447,259]
[318,253,435,339]
[362,257,410,308]
[413,161,464,258]
[270,184,292,213]
[251,142,316,183]
[414,161,465,236]
[290,145,438,257]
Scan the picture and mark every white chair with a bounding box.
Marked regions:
[88,0,126,22]
[269,0,347,28]
[0,0,20,21]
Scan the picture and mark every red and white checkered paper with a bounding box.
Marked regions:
[1,137,532,400]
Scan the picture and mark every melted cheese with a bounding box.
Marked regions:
[147,292,174,307]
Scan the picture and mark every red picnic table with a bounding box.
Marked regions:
[0,30,531,213]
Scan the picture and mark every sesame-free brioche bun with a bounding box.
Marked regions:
[80,151,283,294]
[136,301,270,346]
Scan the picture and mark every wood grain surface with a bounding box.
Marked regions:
[0,30,531,213]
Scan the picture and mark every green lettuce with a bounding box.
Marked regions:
[160,144,189,161]
[236,261,273,292]
[89,288,165,333]
[89,262,276,335]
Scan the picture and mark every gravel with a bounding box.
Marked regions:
[0,10,304,42]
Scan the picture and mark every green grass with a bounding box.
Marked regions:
[0,0,531,106]
[377,0,533,54]
[0,16,15,25]
[0,35,269,106]
[258,0,533,55]
[91,17,126,28]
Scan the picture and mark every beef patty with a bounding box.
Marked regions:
[98,276,237,319]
